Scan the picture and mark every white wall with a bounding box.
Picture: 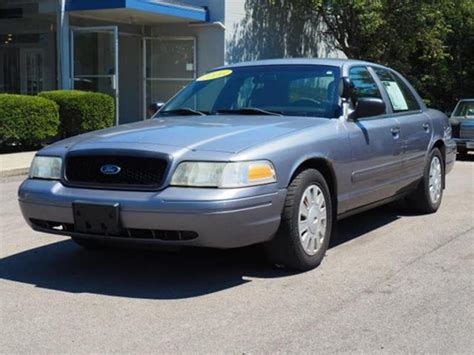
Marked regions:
[224,0,245,64]
[223,0,346,64]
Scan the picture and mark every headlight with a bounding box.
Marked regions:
[444,126,452,139]
[29,156,62,180]
[171,160,276,188]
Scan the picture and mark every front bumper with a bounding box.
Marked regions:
[454,138,474,151]
[18,179,286,248]
[445,138,457,175]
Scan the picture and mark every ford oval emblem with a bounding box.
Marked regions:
[100,164,121,175]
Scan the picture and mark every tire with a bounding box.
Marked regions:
[264,169,333,271]
[406,148,444,214]
[72,237,104,250]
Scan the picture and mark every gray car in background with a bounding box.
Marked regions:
[18,59,456,271]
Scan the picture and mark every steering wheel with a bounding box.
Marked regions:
[291,98,322,107]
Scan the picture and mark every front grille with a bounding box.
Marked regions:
[65,152,168,189]
[460,127,474,139]
[30,219,198,241]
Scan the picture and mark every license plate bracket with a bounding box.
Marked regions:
[73,202,121,235]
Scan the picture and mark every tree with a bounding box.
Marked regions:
[318,0,474,111]
[227,0,474,111]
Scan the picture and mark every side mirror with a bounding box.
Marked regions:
[147,102,166,118]
[156,102,165,110]
[339,77,353,99]
[352,97,385,119]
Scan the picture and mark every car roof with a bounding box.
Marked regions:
[218,58,381,70]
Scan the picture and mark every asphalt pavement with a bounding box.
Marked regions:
[1,159,473,353]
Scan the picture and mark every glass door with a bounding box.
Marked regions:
[0,48,20,93]
[143,37,196,118]
[20,48,44,94]
[71,26,119,125]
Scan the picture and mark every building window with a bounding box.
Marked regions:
[0,0,56,94]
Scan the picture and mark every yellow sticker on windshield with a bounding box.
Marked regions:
[196,69,232,81]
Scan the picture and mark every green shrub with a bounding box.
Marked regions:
[39,90,115,137]
[0,94,59,150]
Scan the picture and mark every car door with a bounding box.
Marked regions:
[343,66,403,211]
[371,67,430,188]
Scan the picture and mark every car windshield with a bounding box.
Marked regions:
[453,101,474,118]
[158,65,341,119]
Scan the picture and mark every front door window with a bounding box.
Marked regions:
[349,66,383,101]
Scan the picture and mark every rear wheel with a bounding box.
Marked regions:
[264,169,333,271]
[406,148,444,213]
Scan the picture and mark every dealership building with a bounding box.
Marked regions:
[0,0,341,123]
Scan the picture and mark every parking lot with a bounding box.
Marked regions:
[1,160,473,353]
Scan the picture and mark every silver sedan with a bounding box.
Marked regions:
[18,59,456,270]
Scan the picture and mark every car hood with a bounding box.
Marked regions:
[450,117,474,125]
[51,115,326,154]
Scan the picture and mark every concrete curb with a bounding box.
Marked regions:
[0,168,29,178]
[0,151,36,177]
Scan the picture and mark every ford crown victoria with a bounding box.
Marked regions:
[18,59,456,270]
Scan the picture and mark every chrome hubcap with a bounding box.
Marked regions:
[429,156,442,204]
[298,185,327,256]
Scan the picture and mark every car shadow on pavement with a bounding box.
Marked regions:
[0,204,401,300]
[457,153,474,162]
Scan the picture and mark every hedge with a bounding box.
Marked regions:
[0,94,59,150]
[39,90,115,137]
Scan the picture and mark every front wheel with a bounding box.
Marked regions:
[406,148,444,213]
[264,169,333,271]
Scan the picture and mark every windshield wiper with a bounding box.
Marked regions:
[159,108,208,116]
[216,107,283,116]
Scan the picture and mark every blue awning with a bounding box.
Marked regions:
[66,0,208,22]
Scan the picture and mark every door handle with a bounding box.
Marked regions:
[390,127,400,137]
[422,122,430,132]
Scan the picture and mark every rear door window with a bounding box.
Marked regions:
[372,67,420,112]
